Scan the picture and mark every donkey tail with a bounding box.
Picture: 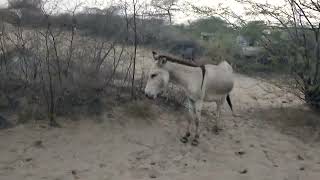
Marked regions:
[226,94,233,111]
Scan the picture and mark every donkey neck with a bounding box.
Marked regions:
[163,61,201,88]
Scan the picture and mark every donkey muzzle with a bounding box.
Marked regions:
[145,93,154,99]
[145,92,159,99]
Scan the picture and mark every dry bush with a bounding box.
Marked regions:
[0,18,143,126]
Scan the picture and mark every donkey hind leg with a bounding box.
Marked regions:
[180,99,194,144]
[191,101,203,146]
[213,98,225,134]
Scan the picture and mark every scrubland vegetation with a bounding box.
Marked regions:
[0,0,319,126]
[1,1,320,180]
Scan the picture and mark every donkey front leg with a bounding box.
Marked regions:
[180,99,194,143]
[191,101,203,146]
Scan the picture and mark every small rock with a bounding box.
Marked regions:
[300,167,305,171]
[203,159,207,162]
[239,169,248,174]
[235,140,241,144]
[71,170,77,175]
[149,170,160,179]
[282,101,288,103]
[250,144,255,148]
[184,163,188,166]
[260,144,266,148]
[297,155,304,161]
[25,158,33,162]
[150,162,156,166]
[33,140,44,148]
[71,170,80,180]
[235,151,246,156]
[149,174,157,179]
[99,163,106,168]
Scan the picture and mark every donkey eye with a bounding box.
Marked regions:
[151,74,157,78]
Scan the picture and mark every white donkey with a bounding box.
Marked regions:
[145,51,234,146]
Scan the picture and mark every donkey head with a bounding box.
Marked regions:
[144,51,170,99]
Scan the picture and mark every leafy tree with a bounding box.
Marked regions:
[7,0,44,26]
[240,21,267,46]
[8,0,42,11]
[151,0,179,25]
[189,17,232,35]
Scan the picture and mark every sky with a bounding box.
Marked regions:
[0,0,285,24]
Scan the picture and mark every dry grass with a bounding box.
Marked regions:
[122,100,155,119]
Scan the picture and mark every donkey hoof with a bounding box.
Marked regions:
[191,139,199,146]
[180,136,189,144]
[213,126,222,134]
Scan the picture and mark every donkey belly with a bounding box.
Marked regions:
[203,86,232,103]
[204,93,226,102]
[203,71,234,102]
[205,78,234,94]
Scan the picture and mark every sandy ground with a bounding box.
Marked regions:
[1,72,320,180]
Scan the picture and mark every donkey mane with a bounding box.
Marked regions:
[158,54,206,90]
[158,55,199,67]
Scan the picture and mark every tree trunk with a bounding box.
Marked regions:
[168,10,172,25]
[131,0,137,98]
[314,29,320,84]
[44,22,60,128]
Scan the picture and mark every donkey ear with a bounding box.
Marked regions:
[152,51,158,60]
[159,57,167,65]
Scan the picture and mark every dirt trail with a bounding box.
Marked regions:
[1,72,320,180]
